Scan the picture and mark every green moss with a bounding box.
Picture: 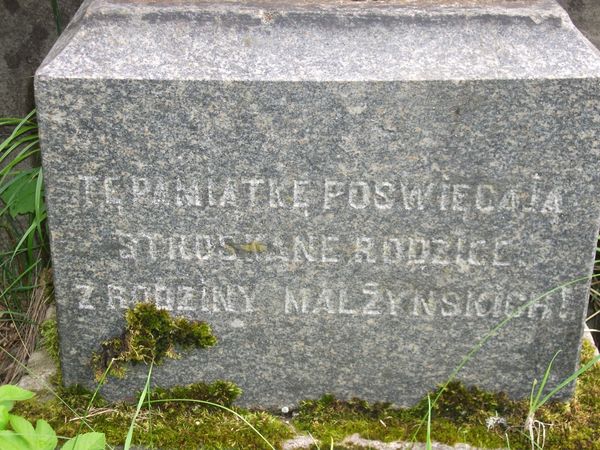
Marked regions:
[172,317,217,349]
[13,334,600,449]
[39,317,63,385]
[54,384,107,410]
[293,341,600,449]
[91,303,217,381]
[413,381,521,424]
[126,303,175,364]
[538,340,600,449]
[13,380,291,450]
[153,380,242,408]
[39,318,59,366]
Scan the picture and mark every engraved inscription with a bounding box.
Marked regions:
[64,172,570,324]
[104,283,254,312]
[73,281,577,321]
[73,176,563,215]
[115,232,516,267]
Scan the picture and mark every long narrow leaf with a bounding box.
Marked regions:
[0,140,39,173]
[124,361,154,450]
[51,0,62,34]
[147,398,277,450]
[0,149,40,185]
[0,169,31,196]
[411,272,600,441]
[34,169,45,243]
[531,351,561,411]
[0,137,39,166]
[0,127,38,154]
[0,118,35,126]
[0,134,39,164]
[0,111,36,153]
[0,260,40,300]
[75,360,115,439]
[426,395,432,450]
[10,212,46,262]
[537,354,600,408]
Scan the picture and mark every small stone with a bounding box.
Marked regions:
[17,347,57,399]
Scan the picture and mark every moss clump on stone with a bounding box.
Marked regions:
[172,316,217,350]
[91,302,217,381]
[413,380,519,425]
[18,316,600,449]
[152,380,243,408]
[56,384,107,410]
[11,342,600,448]
[40,318,60,366]
[39,317,64,386]
[13,380,289,449]
[293,340,600,449]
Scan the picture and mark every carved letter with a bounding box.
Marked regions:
[323,180,345,210]
[242,179,264,207]
[269,179,285,208]
[353,237,376,263]
[293,236,316,262]
[348,182,370,209]
[176,180,201,207]
[475,185,495,213]
[76,284,95,310]
[321,236,339,263]
[293,180,310,208]
[374,182,394,209]
[362,282,381,315]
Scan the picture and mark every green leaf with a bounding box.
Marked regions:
[0,405,9,430]
[537,353,600,409]
[8,415,35,447]
[0,402,14,412]
[0,430,29,450]
[124,361,153,450]
[61,432,106,450]
[34,420,57,450]
[0,386,35,404]
[0,172,42,218]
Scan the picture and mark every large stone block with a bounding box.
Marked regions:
[35,0,600,407]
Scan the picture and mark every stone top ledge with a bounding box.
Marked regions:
[36,0,600,81]
[87,0,568,19]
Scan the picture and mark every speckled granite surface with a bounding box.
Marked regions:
[35,0,600,408]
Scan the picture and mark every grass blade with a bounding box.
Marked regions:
[124,361,153,450]
[51,0,62,35]
[412,272,600,441]
[147,398,277,450]
[531,351,561,411]
[426,394,432,450]
[537,354,600,408]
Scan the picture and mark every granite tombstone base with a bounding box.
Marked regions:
[35,0,600,407]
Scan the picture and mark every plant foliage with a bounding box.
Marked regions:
[91,302,217,380]
[0,384,104,450]
[1,111,49,384]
